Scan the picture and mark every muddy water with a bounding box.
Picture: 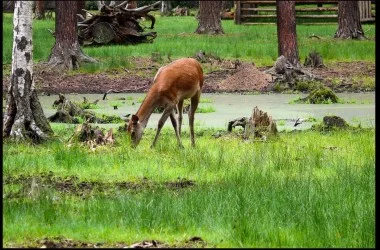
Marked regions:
[37,92,375,131]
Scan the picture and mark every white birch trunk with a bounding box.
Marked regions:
[3,1,52,141]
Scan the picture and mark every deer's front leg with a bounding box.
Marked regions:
[152,106,175,148]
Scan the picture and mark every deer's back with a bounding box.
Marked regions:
[151,58,203,99]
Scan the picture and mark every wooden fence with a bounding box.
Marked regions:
[234,0,375,24]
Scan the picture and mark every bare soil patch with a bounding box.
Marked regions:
[5,236,207,248]
[2,59,374,95]
[3,172,195,199]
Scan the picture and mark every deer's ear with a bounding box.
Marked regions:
[131,115,139,124]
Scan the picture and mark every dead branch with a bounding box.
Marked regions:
[102,85,149,100]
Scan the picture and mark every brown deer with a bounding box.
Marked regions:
[127,58,204,148]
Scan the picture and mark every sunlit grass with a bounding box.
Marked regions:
[3,125,375,247]
[2,14,375,71]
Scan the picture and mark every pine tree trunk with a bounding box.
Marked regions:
[34,0,45,20]
[276,0,300,67]
[3,1,53,142]
[195,1,224,35]
[334,1,365,40]
[48,1,96,70]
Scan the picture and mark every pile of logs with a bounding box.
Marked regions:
[77,1,160,46]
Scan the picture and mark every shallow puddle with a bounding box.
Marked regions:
[36,92,375,131]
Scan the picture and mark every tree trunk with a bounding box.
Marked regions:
[334,1,365,40]
[161,1,172,15]
[48,1,96,70]
[3,1,53,142]
[34,0,45,20]
[195,1,224,35]
[276,0,300,67]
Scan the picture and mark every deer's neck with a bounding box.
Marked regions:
[135,94,159,128]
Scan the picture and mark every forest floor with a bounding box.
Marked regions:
[2,58,375,95]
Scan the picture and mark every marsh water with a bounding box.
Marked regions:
[37,92,375,131]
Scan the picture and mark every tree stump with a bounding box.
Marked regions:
[323,116,348,129]
[304,51,324,68]
[265,55,323,89]
[297,86,339,104]
[68,123,115,150]
[243,106,277,140]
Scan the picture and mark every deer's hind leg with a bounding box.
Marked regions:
[189,91,201,147]
[177,99,184,135]
[169,109,184,148]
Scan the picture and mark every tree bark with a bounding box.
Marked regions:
[3,1,53,142]
[34,0,45,20]
[48,1,96,70]
[334,1,365,40]
[161,1,172,15]
[195,1,224,35]
[276,0,300,67]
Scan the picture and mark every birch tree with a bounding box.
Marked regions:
[3,1,53,142]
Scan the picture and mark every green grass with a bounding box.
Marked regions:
[196,105,216,113]
[3,124,375,247]
[2,13,375,71]
[109,100,124,108]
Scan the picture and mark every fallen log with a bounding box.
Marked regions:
[49,94,122,124]
[77,1,160,46]
[227,117,248,132]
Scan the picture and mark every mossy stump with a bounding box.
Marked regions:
[299,86,339,104]
[68,123,115,150]
[323,116,348,129]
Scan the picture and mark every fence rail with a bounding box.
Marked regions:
[234,0,375,24]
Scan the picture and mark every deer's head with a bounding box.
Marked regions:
[127,114,143,147]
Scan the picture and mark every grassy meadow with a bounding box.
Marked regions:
[2,10,376,248]
[3,124,375,248]
[2,12,376,71]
